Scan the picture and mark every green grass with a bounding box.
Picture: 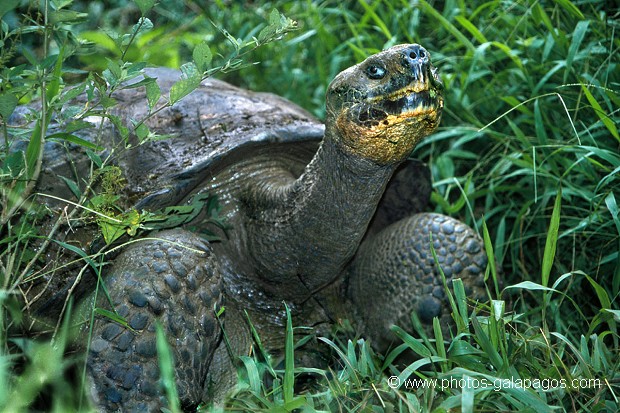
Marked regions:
[1,0,619,412]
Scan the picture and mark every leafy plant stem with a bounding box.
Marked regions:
[134,26,295,132]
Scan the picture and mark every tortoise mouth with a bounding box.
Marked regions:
[358,62,443,127]
[356,85,443,126]
[389,86,442,118]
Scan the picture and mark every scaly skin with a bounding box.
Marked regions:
[348,213,488,352]
[84,44,489,410]
[242,44,443,297]
[88,230,223,411]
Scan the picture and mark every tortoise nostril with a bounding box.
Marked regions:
[404,45,429,68]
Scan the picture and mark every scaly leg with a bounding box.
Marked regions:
[348,213,488,351]
[87,229,223,411]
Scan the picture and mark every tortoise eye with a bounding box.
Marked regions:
[366,65,386,79]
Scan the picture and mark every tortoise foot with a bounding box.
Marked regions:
[349,213,488,350]
[88,229,223,411]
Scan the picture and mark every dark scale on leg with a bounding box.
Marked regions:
[348,213,488,352]
[88,229,223,411]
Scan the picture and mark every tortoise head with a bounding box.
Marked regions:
[326,44,443,165]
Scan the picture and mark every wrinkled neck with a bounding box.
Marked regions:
[246,135,397,301]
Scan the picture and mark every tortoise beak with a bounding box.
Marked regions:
[369,44,443,118]
[396,44,443,117]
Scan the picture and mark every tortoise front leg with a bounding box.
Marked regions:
[87,229,223,411]
[348,213,488,352]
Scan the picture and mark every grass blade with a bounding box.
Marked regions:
[564,20,589,83]
[155,322,180,413]
[455,16,487,44]
[461,374,474,413]
[604,193,620,294]
[238,356,262,395]
[482,218,499,296]
[419,0,474,51]
[581,84,620,143]
[541,187,562,288]
[390,325,432,358]
[283,303,294,405]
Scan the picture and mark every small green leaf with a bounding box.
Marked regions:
[94,308,132,330]
[2,150,25,178]
[256,9,296,44]
[268,7,281,26]
[59,176,81,200]
[432,317,446,361]
[143,193,211,230]
[504,281,559,293]
[169,71,201,105]
[48,10,88,24]
[133,121,149,142]
[193,42,213,73]
[97,209,143,244]
[92,72,108,90]
[124,209,142,236]
[103,59,122,87]
[98,217,126,245]
[58,83,87,105]
[257,23,277,44]
[0,93,18,120]
[452,278,469,328]
[482,218,497,284]
[122,76,152,90]
[100,95,117,109]
[108,114,129,141]
[131,17,153,36]
[119,33,132,48]
[86,150,103,168]
[605,309,620,322]
[584,274,611,310]
[0,0,18,19]
[126,61,147,76]
[145,78,161,110]
[65,120,95,134]
[134,0,156,15]
[47,48,65,103]
[46,132,104,151]
[24,117,45,183]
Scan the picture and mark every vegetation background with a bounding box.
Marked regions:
[0,0,618,412]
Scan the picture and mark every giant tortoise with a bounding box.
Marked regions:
[15,44,487,410]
